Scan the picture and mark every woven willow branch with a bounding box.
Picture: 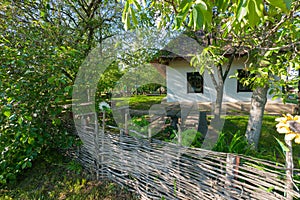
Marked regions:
[73,119,300,200]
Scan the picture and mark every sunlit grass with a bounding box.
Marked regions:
[112,94,166,110]
[219,115,300,167]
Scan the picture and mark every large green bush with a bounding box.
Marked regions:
[0,16,82,186]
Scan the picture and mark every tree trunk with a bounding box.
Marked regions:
[245,85,269,149]
[209,68,225,121]
[214,84,224,120]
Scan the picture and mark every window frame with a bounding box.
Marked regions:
[187,72,204,93]
[237,69,252,93]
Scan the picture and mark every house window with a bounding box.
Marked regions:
[237,69,252,92]
[187,72,203,93]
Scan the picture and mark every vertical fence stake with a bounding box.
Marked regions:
[225,153,236,198]
[102,110,105,132]
[176,124,182,197]
[285,139,293,200]
[101,111,106,178]
[177,124,181,145]
[94,113,100,180]
[146,126,152,196]
[125,112,128,135]
[148,126,152,142]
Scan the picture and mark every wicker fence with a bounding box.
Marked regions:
[74,113,300,200]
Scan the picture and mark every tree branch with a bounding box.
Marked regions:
[258,1,300,48]
[257,41,300,51]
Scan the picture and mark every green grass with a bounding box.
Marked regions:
[212,115,300,166]
[0,150,136,200]
[113,94,166,110]
[137,112,300,167]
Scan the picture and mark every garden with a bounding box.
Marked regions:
[1,0,300,199]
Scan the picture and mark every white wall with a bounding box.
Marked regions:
[166,58,281,103]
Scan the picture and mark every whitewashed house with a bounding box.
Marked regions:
[153,56,294,114]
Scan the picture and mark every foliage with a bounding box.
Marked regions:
[129,116,150,134]
[123,0,295,31]
[179,129,202,147]
[0,9,81,184]
[154,125,176,140]
[220,115,300,166]
[132,115,150,127]
[96,63,124,96]
[150,112,299,166]
[0,0,123,185]
[138,83,165,94]
[213,131,252,154]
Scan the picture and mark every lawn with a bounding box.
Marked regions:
[112,94,166,110]
[123,99,300,167]
[222,115,300,166]
[114,95,300,166]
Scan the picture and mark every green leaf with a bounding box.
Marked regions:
[274,137,290,152]
[40,11,45,18]
[18,117,23,125]
[192,4,205,30]
[188,10,194,27]
[266,186,275,192]
[9,114,16,120]
[175,1,192,29]
[3,110,11,118]
[122,1,130,23]
[248,0,263,27]
[28,137,35,145]
[21,162,27,170]
[236,0,248,22]
[267,0,292,13]
[179,0,191,10]
[174,14,184,29]
[125,13,131,30]
[196,1,212,28]
[264,50,273,57]
[52,118,61,125]
[192,7,198,30]
[129,7,138,25]
[216,0,227,12]
[24,115,32,121]
[47,76,55,84]
[132,0,142,11]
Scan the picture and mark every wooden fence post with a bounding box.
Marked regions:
[124,112,128,135]
[177,124,181,145]
[94,112,100,180]
[148,126,152,142]
[102,110,105,132]
[176,124,182,197]
[285,139,293,200]
[225,153,236,198]
[101,111,106,178]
